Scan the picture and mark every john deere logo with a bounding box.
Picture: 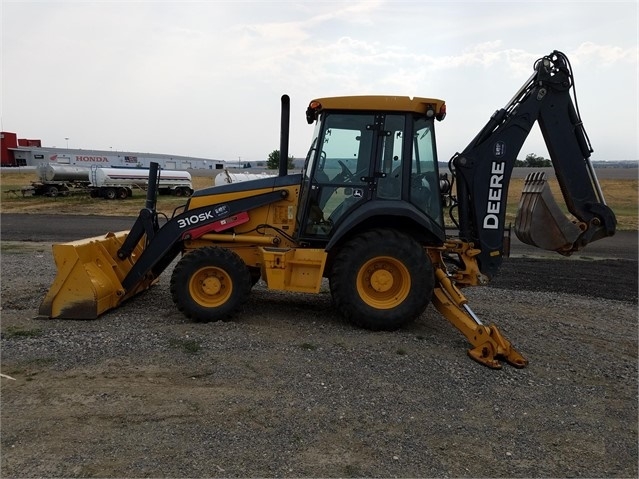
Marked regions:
[494,141,506,158]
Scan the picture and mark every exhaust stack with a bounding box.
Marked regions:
[279,94,290,177]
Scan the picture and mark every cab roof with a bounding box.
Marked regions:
[306,95,446,123]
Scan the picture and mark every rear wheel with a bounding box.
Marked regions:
[104,188,117,200]
[46,186,59,197]
[170,247,251,322]
[329,229,435,331]
[117,188,128,199]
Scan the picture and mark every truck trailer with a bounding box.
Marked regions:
[89,167,193,199]
[25,164,193,199]
[28,164,91,197]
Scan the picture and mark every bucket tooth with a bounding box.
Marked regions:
[514,172,584,253]
[38,231,153,320]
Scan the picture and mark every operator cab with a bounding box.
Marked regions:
[297,96,447,246]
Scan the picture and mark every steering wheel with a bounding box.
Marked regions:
[338,160,355,181]
[411,172,427,187]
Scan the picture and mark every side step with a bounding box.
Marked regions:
[260,247,327,293]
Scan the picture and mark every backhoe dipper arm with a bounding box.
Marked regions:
[451,50,616,279]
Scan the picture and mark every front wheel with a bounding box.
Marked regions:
[170,247,251,322]
[329,229,435,331]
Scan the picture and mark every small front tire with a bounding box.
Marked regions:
[170,247,251,322]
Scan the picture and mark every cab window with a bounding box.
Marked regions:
[411,118,442,225]
[376,115,405,200]
[304,113,374,236]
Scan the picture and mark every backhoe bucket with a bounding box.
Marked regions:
[38,231,154,319]
[514,172,584,254]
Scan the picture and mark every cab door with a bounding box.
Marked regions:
[297,112,376,241]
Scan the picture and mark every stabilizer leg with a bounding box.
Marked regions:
[432,267,528,369]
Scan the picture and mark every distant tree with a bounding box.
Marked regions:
[267,150,295,170]
[524,153,551,167]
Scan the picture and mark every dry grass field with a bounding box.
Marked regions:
[1,169,636,230]
[0,171,216,217]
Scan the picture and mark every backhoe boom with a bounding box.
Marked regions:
[451,50,616,279]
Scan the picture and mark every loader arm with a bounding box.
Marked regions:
[451,50,616,279]
[120,189,288,291]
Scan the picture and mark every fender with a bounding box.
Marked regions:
[325,199,445,251]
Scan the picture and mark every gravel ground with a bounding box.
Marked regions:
[1,242,637,478]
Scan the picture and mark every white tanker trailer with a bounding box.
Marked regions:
[27,164,193,199]
[28,164,91,197]
[214,170,276,186]
[89,167,193,199]
[39,164,91,183]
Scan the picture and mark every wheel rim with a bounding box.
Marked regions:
[189,265,233,307]
[356,256,411,309]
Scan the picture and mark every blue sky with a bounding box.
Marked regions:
[2,1,637,162]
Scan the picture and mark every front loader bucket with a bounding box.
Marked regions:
[514,172,585,254]
[38,231,154,319]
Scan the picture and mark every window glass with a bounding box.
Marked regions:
[303,121,321,181]
[314,114,372,184]
[296,121,321,232]
[305,113,373,236]
[411,118,442,224]
[377,115,405,200]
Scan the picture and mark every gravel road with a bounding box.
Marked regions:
[0,217,637,478]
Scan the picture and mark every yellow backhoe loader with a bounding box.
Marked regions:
[39,51,616,369]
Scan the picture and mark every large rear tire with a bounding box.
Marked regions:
[329,229,435,331]
[170,247,251,322]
